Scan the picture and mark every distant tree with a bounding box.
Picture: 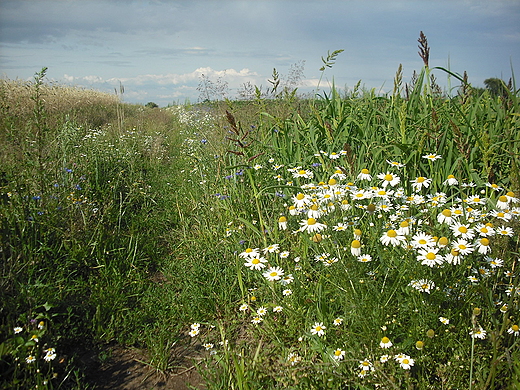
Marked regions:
[484,78,509,98]
[145,102,159,108]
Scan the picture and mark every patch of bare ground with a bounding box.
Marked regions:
[79,344,206,390]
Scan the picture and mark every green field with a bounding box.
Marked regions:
[1,60,519,389]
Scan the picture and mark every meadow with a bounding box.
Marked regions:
[1,50,519,389]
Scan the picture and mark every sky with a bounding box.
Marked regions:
[1,0,519,106]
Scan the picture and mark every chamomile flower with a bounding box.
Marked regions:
[452,239,474,256]
[256,307,268,316]
[299,218,327,233]
[278,216,288,230]
[357,168,372,181]
[251,316,263,324]
[263,243,280,254]
[329,152,341,160]
[465,195,486,205]
[280,274,294,285]
[439,316,450,325]
[495,195,510,210]
[292,169,314,179]
[409,279,435,293]
[443,174,459,186]
[445,248,462,265]
[333,318,343,326]
[486,257,504,268]
[470,327,487,339]
[282,289,293,296]
[279,250,290,258]
[292,193,312,208]
[239,248,261,259]
[423,153,442,161]
[203,343,215,350]
[474,223,495,237]
[287,352,302,365]
[333,223,349,231]
[357,254,372,263]
[244,256,268,270]
[310,322,326,337]
[399,356,415,370]
[416,248,444,267]
[43,348,56,362]
[380,337,393,348]
[14,327,22,334]
[273,306,283,313]
[239,303,249,311]
[189,329,199,337]
[490,210,512,221]
[351,240,362,256]
[26,355,36,364]
[331,348,346,361]
[262,266,284,282]
[380,229,406,247]
[411,232,435,249]
[437,208,457,225]
[387,160,404,169]
[497,226,514,237]
[377,172,401,188]
[411,176,432,191]
[507,324,520,336]
[450,222,475,240]
[359,359,373,371]
[380,354,390,363]
[476,238,492,254]
[486,182,503,191]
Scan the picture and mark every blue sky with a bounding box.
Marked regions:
[1,0,519,106]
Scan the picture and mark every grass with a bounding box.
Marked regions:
[1,45,519,389]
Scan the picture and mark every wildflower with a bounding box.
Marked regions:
[507,324,520,336]
[411,176,432,191]
[486,182,503,191]
[282,289,292,296]
[351,240,362,256]
[423,153,442,161]
[437,208,456,224]
[273,306,283,312]
[263,244,280,254]
[474,223,495,237]
[386,160,404,169]
[377,172,401,188]
[452,239,474,256]
[31,335,39,343]
[497,226,514,237]
[251,316,263,324]
[299,218,327,233]
[359,359,373,371]
[239,303,248,311]
[244,256,268,270]
[466,195,486,205]
[380,337,393,348]
[500,304,508,313]
[188,329,199,337]
[445,248,462,265]
[357,254,372,263]
[292,193,312,208]
[411,232,435,249]
[38,321,45,329]
[292,169,314,179]
[439,317,450,325]
[399,356,415,369]
[263,266,284,282]
[357,168,372,181]
[443,174,459,186]
[333,223,349,231]
[340,199,351,210]
[203,343,214,350]
[239,248,261,259]
[410,279,435,293]
[279,251,290,259]
[380,354,390,363]
[329,152,341,160]
[474,238,491,254]
[470,327,487,339]
[333,318,343,326]
[495,195,510,210]
[287,352,302,365]
[332,348,346,361]
[256,307,268,316]
[436,236,449,248]
[43,348,56,362]
[416,249,444,267]
[380,229,406,247]
[505,191,519,203]
[280,274,294,285]
[14,327,22,334]
[451,222,475,240]
[491,210,512,221]
[310,322,326,337]
[278,216,288,230]
[353,228,362,239]
[26,355,36,364]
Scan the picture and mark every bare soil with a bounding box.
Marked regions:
[81,345,206,390]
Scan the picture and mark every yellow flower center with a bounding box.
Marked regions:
[480,238,489,246]
[419,239,427,245]
[400,221,409,228]
[384,174,393,181]
[387,230,397,238]
[354,229,362,236]
[298,170,306,175]
[342,199,349,205]
[499,195,508,202]
[270,271,277,277]
[458,244,467,250]
[361,168,369,174]
[438,236,449,245]
[426,252,436,260]
[497,212,505,218]
[507,191,515,197]
[351,240,361,248]
[328,178,337,186]
[279,216,287,222]
[442,209,452,217]
[252,258,260,264]
[458,226,468,233]
[310,204,319,211]
[296,193,305,200]
[512,325,519,332]
[245,248,253,253]
[402,358,409,364]
[307,218,316,225]
[448,174,455,179]
[417,177,425,183]
[381,337,390,343]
